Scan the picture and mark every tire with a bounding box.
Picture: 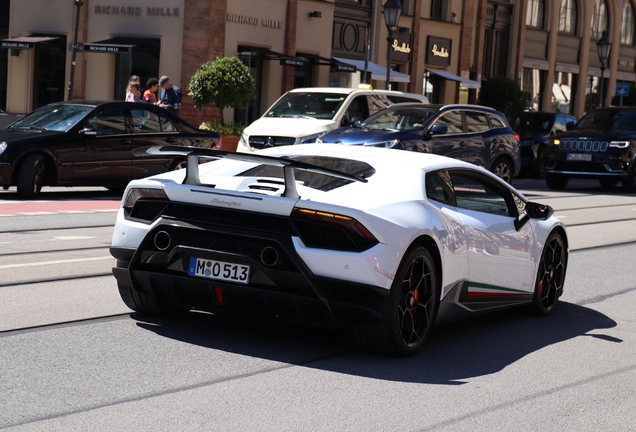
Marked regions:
[116,260,191,317]
[545,173,568,190]
[530,232,567,316]
[535,150,547,179]
[490,157,513,183]
[599,178,618,189]
[17,154,46,199]
[350,246,438,356]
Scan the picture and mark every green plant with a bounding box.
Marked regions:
[188,56,255,124]
[478,76,527,114]
[199,121,245,136]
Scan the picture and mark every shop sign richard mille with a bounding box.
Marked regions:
[94,6,180,17]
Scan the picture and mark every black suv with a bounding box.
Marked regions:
[544,107,636,191]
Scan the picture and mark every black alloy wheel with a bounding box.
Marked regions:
[530,232,567,315]
[351,246,438,356]
[17,154,46,199]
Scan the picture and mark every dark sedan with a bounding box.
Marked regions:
[316,103,520,183]
[0,101,220,198]
[507,111,577,177]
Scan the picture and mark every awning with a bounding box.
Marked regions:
[301,54,357,72]
[425,68,481,89]
[247,47,308,67]
[333,57,411,83]
[0,36,59,50]
[523,57,550,71]
[80,37,139,54]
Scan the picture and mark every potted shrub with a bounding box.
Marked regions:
[478,77,527,114]
[199,121,246,151]
[188,56,255,151]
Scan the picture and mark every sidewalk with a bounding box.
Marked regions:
[0,112,24,128]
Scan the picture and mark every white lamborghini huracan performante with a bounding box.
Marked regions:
[110,144,568,356]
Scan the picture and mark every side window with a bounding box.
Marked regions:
[159,116,176,132]
[553,115,567,133]
[366,95,392,115]
[449,171,512,216]
[86,107,127,135]
[488,114,506,128]
[426,170,456,206]
[346,96,370,122]
[434,110,463,133]
[131,107,162,132]
[465,111,490,132]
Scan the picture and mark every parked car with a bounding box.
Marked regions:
[543,107,636,190]
[0,101,220,198]
[315,103,521,183]
[235,86,429,153]
[110,144,568,356]
[506,111,578,177]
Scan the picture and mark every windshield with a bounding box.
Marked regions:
[575,109,636,131]
[506,113,552,133]
[264,92,346,120]
[7,104,93,132]
[360,106,438,131]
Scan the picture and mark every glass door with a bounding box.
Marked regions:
[33,36,67,109]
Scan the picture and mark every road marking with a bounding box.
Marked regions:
[53,236,97,240]
[0,256,113,269]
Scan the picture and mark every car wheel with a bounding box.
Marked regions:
[545,173,568,190]
[536,150,547,179]
[17,154,46,199]
[351,246,438,356]
[490,157,513,183]
[116,260,191,317]
[599,178,618,189]
[530,232,567,315]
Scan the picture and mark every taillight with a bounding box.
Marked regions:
[214,137,223,150]
[513,133,520,143]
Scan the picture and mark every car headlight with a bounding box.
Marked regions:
[239,132,248,146]
[552,139,560,146]
[609,140,630,148]
[362,140,398,148]
[298,133,323,144]
[0,142,7,155]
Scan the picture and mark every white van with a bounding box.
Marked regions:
[236,87,429,153]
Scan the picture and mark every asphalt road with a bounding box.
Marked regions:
[1,181,635,431]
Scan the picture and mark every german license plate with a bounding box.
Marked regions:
[188,257,250,284]
[566,153,592,161]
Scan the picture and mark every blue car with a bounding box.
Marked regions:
[316,103,521,183]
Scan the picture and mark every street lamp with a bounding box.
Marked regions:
[596,30,611,107]
[67,0,84,101]
[383,0,402,90]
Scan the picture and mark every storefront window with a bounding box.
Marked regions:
[423,71,440,103]
[522,67,544,111]
[235,49,262,126]
[558,0,577,33]
[621,2,635,45]
[294,55,314,89]
[553,71,578,114]
[591,0,608,40]
[585,75,605,111]
[114,39,160,100]
[33,36,67,109]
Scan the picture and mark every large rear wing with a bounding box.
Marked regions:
[137,146,368,199]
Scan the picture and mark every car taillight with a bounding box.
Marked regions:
[214,137,223,150]
[513,133,520,143]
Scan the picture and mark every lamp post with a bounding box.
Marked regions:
[596,30,611,107]
[67,0,83,101]
[383,0,402,90]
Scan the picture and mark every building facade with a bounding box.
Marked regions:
[2,0,631,125]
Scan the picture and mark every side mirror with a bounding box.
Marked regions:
[427,124,448,136]
[349,117,363,126]
[79,127,97,137]
[565,121,574,130]
[514,201,554,231]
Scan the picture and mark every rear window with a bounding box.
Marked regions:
[238,156,376,191]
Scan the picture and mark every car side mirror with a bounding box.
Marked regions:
[79,127,97,137]
[427,124,448,136]
[349,117,363,126]
[565,121,574,130]
[514,201,554,231]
